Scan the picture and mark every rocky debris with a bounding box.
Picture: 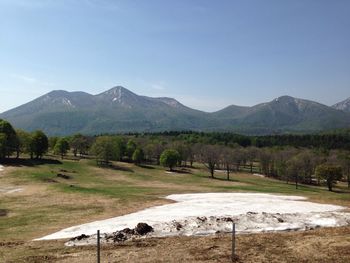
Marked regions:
[112,232,127,242]
[67,223,154,246]
[135,223,154,235]
[197,216,207,222]
[274,216,284,223]
[69,234,90,241]
[106,223,153,242]
[57,173,71,180]
[247,211,258,215]
[221,217,233,222]
[174,222,182,231]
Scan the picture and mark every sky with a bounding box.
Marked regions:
[1,0,350,113]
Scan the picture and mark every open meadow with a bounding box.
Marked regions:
[1,158,350,262]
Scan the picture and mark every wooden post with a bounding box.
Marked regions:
[231,223,236,262]
[97,230,100,263]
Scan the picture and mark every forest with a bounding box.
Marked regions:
[1,119,350,191]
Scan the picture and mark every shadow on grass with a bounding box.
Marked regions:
[209,176,240,183]
[0,158,62,167]
[96,163,134,173]
[138,164,155,170]
[331,189,350,194]
[165,168,192,174]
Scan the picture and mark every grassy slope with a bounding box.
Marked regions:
[0,158,349,262]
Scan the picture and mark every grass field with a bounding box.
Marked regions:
[0,157,350,262]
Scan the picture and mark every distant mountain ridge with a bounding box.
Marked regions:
[1,86,350,135]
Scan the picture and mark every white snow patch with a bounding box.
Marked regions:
[36,193,350,242]
[0,187,23,194]
[253,173,265,178]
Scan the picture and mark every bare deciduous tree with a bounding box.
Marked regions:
[199,144,221,179]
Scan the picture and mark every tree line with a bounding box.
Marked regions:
[1,119,349,191]
[0,119,48,159]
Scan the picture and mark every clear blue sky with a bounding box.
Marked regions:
[1,0,350,113]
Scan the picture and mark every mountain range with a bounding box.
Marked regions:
[1,86,350,136]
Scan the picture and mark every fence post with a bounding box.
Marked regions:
[231,223,236,262]
[97,230,101,263]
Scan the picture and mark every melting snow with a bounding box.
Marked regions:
[36,193,350,242]
[0,187,23,194]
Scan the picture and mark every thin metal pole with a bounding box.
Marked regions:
[231,223,236,262]
[97,230,100,263]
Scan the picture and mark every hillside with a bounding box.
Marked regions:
[213,96,350,134]
[1,87,350,135]
[0,87,212,135]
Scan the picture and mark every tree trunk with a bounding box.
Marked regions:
[327,179,332,191]
[226,164,230,181]
[295,174,298,189]
[209,164,215,178]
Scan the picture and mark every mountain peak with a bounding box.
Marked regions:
[274,95,296,102]
[47,90,70,97]
[96,86,139,106]
[104,86,132,95]
[332,97,350,112]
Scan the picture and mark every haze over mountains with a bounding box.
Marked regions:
[1,86,350,136]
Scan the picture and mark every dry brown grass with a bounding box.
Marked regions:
[1,159,350,262]
[1,226,349,263]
